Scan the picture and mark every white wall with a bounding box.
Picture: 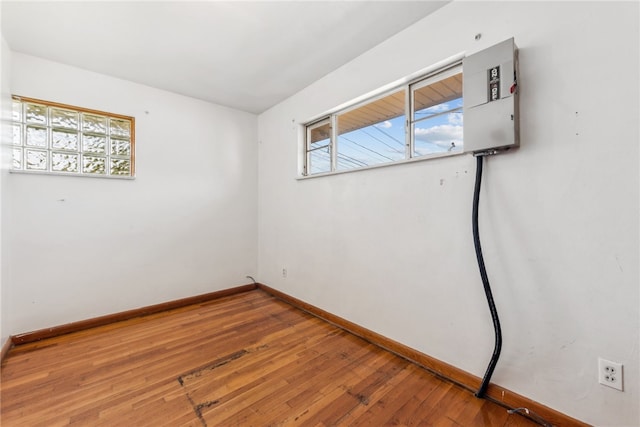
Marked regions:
[257,2,639,426]
[0,36,11,345]
[4,54,258,335]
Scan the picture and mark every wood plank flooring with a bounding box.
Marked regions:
[1,289,539,426]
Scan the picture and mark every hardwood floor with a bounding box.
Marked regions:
[1,289,539,426]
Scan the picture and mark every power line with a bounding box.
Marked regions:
[414,105,463,122]
[337,153,367,168]
[309,147,367,170]
[340,136,395,162]
[362,128,404,152]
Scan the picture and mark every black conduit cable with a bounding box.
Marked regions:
[472,154,503,399]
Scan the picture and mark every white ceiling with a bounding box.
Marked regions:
[1,1,448,114]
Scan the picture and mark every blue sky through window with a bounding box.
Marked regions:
[306,69,463,175]
[335,97,463,171]
[414,97,463,156]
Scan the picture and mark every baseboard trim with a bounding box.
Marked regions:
[1,337,13,364]
[10,283,257,346]
[257,283,590,427]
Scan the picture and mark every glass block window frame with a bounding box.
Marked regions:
[11,96,135,178]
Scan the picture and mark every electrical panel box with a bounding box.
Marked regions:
[463,38,519,154]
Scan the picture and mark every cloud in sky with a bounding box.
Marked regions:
[414,124,462,148]
[420,102,450,114]
[448,112,463,126]
[414,104,463,150]
[375,120,393,129]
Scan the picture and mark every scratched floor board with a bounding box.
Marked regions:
[1,289,538,426]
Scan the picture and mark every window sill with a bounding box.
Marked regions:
[298,150,466,180]
[9,169,136,180]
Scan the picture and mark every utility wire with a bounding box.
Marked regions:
[340,136,395,162]
[362,129,404,153]
[337,153,367,168]
[414,106,463,124]
[370,125,405,148]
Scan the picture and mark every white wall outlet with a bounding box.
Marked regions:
[282,268,287,278]
[598,358,623,391]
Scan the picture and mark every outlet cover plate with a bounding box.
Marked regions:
[598,358,623,391]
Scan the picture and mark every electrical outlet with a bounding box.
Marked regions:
[282,268,287,278]
[598,358,623,391]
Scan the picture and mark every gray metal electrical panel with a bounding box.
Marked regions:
[463,38,519,154]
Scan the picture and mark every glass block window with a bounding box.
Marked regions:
[11,96,135,178]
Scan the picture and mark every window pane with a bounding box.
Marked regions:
[110,159,131,176]
[82,113,107,134]
[83,155,106,174]
[12,100,22,122]
[336,90,405,171]
[12,124,22,145]
[52,130,79,151]
[51,108,78,130]
[25,103,47,125]
[26,149,48,170]
[307,120,331,175]
[412,72,463,157]
[12,148,22,170]
[309,148,330,175]
[26,126,47,147]
[111,139,131,156]
[52,152,79,173]
[110,118,131,138]
[83,134,107,154]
